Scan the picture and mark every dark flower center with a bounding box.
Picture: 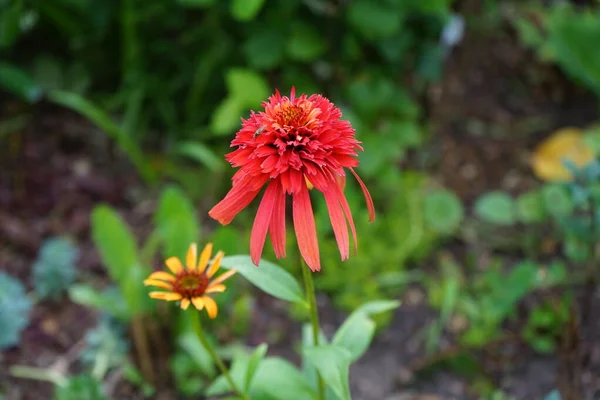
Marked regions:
[172,271,210,298]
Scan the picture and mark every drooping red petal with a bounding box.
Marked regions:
[269,184,287,259]
[323,187,349,261]
[209,176,268,225]
[333,181,358,255]
[350,168,375,222]
[250,180,280,266]
[292,183,321,272]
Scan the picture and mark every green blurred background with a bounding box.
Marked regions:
[2,0,600,398]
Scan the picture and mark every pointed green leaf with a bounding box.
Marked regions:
[303,345,351,400]
[155,186,200,261]
[206,350,249,396]
[353,300,401,316]
[245,343,268,391]
[332,312,375,362]
[0,62,43,103]
[91,205,139,283]
[220,256,306,305]
[249,357,315,400]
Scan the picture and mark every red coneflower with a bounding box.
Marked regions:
[209,88,375,272]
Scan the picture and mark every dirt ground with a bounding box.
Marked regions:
[2,5,600,400]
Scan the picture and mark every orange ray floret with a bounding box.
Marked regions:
[209,88,375,272]
[143,243,236,319]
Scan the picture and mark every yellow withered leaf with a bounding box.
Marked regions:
[531,127,595,182]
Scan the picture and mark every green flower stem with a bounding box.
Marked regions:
[301,261,326,400]
[190,311,249,400]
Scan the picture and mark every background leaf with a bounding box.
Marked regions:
[220,256,306,305]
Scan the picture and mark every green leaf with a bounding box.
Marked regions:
[91,205,149,314]
[542,184,574,218]
[210,96,243,135]
[0,62,43,103]
[332,312,375,362]
[220,256,306,305]
[231,0,266,21]
[423,189,464,234]
[249,357,315,400]
[155,185,200,261]
[91,205,139,283]
[174,141,225,172]
[54,373,107,400]
[245,343,268,391]
[69,285,130,320]
[32,236,78,300]
[286,23,326,61]
[517,190,547,223]
[474,191,516,225]
[177,330,215,376]
[303,345,352,400]
[226,68,270,107]
[347,0,402,40]
[353,300,401,317]
[0,272,32,349]
[243,30,285,69]
[177,0,215,8]
[206,350,249,396]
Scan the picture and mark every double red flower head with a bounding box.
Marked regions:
[209,88,375,272]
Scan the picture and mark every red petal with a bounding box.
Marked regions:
[269,183,287,259]
[350,168,375,222]
[209,176,268,225]
[250,180,280,266]
[293,184,321,272]
[324,187,349,261]
[334,181,358,255]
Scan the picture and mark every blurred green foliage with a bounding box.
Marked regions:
[32,236,78,300]
[0,271,32,350]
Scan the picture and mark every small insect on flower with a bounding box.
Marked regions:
[143,243,236,319]
[253,125,266,138]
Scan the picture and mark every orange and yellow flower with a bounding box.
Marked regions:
[143,243,236,318]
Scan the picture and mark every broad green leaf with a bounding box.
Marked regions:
[221,256,306,305]
[175,141,225,172]
[206,350,249,396]
[301,323,328,393]
[517,190,546,223]
[245,343,268,391]
[243,30,285,69]
[226,68,270,107]
[249,357,315,400]
[231,0,266,22]
[286,23,326,61]
[211,96,243,135]
[155,185,200,261]
[303,345,351,400]
[91,205,139,283]
[474,191,516,225]
[332,312,375,362]
[347,0,401,40]
[177,330,215,376]
[423,189,464,234]
[542,184,574,217]
[0,62,43,103]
